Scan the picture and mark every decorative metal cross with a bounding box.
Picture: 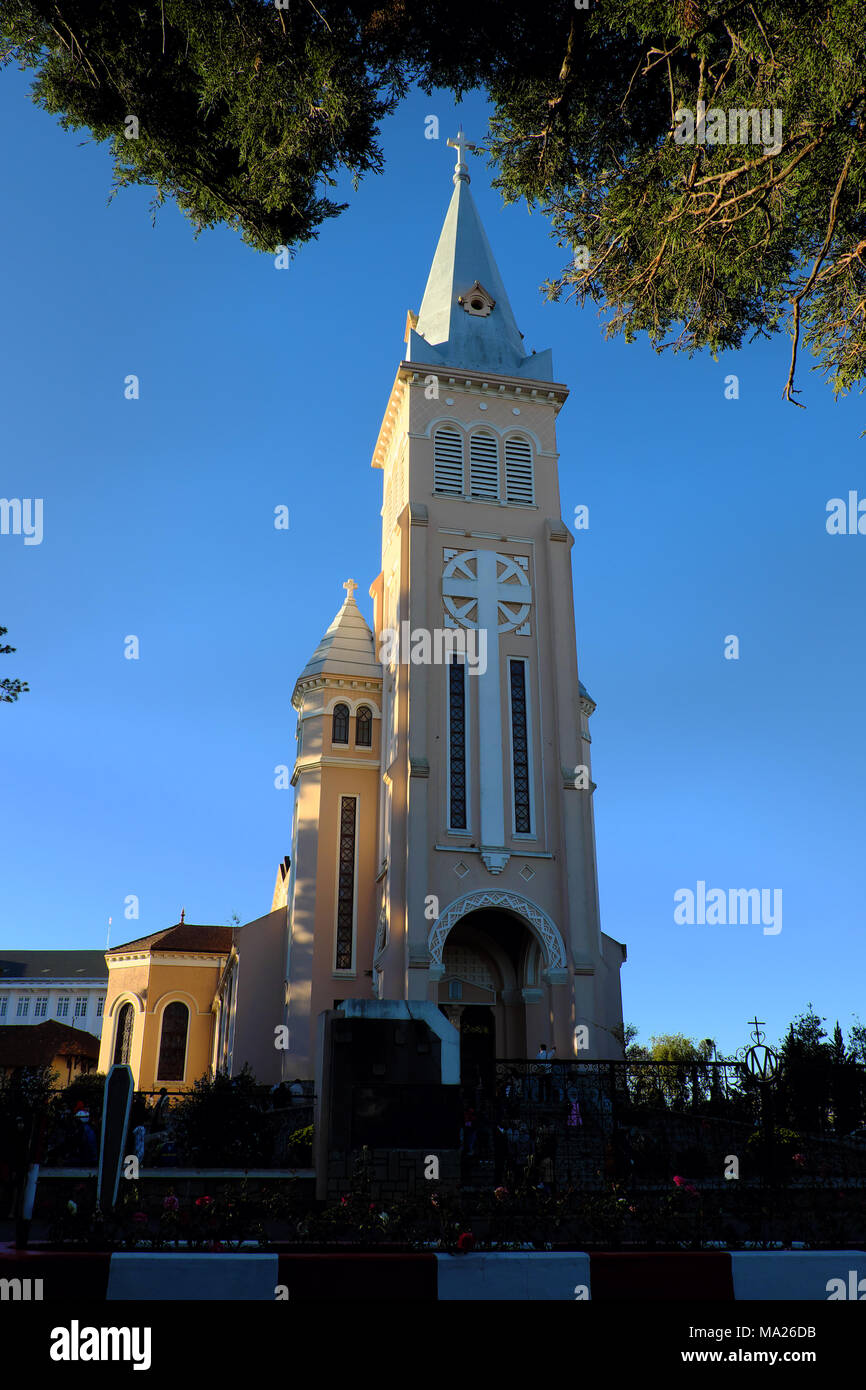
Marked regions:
[447,128,477,182]
[442,550,531,871]
[748,1017,766,1044]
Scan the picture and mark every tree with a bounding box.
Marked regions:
[0,625,29,703]
[3,2,866,403]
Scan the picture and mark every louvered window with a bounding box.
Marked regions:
[355,705,372,747]
[332,703,349,745]
[434,428,464,495]
[469,432,499,500]
[114,1003,134,1065]
[505,436,534,505]
[335,796,357,970]
[510,659,532,833]
[448,656,467,830]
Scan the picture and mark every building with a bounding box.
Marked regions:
[91,133,628,1093]
[0,951,107,1038]
[0,1020,100,1087]
[281,134,626,1079]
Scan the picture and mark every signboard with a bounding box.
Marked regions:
[96,1063,134,1210]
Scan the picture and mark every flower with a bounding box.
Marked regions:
[430,1193,440,1208]
[340,1195,349,1206]
[493,1186,509,1202]
[195,1195,213,1208]
[792,1153,806,1166]
[66,1200,77,1215]
[162,1194,179,1212]
[456,1231,475,1253]
[672,1175,685,1187]
[132,1212,148,1225]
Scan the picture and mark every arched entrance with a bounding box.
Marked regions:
[436,908,543,1074]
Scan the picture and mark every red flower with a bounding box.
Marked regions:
[493,1186,509,1202]
[132,1212,148,1225]
[672,1175,685,1187]
[456,1231,475,1253]
[195,1195,213,1208]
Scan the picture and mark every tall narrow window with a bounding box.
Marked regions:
[0,996,8,1018]
[113,1002,134,1065]
[157,1001,189,1081]
[509,659,532,833]
[34,996,48,1017]
[469,431,499,499]
[56,996,69,1018]
[332,703,349,745]
[448,656,467,830]
[17,996,30,1017]
[505,435,534,505]
[355,705,372,747]
[433,427,464,495]
[335,796,357,970]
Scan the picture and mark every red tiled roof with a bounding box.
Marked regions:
[108,923,235,956]
[0,1021,101,1068]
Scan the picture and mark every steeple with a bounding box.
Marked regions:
[293,579,380,699]
[406,130,554,381]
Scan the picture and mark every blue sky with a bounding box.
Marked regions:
[1,71,863,1058]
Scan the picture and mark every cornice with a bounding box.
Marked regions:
[372,361,569,470]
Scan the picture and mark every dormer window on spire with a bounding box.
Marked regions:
[458,281,495,318]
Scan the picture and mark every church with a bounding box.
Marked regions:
[98,134,626,1092]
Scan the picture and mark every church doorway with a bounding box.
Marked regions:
[436,909,539,1063]
[457,1005,496,1086]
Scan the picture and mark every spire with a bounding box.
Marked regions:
[294,579,381,695]
[407,131,553,380]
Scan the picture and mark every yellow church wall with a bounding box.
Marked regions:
[98,953,226,1091]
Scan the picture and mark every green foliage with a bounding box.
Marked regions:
[169,1065,272,1166]
[0,625,29,703]
[0,0,406,254]
[4,2,866,399]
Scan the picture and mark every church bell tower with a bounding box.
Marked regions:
[366,133,626,1061]
[284,133,626,1076]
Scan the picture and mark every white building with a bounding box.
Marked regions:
[0,950,107,1041]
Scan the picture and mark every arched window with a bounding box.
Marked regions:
[469,431,499,500]
[355,705,372,747]
[433,427,464,495]
[332,703,349,744]
[504,435,534,505]
[113,1002,134,1065]
[157,1001,189,1082]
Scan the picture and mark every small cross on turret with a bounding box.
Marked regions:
[343,578,359,598]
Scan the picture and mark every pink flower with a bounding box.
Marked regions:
[673,1175,685,1187]
[792,1153,806,1166]
[494,1186,509,1202]
[163,1194,179,1212]
[132,1211,148,1225]
[430,1194,440,1208]
[195,1195,213,1208]
[340,1195,349,1206]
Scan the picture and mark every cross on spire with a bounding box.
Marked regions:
[447,127,477,184]
[343,578,358,599]
[748,1016,766,1043]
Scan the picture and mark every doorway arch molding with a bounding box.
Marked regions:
[427,890,568,976]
